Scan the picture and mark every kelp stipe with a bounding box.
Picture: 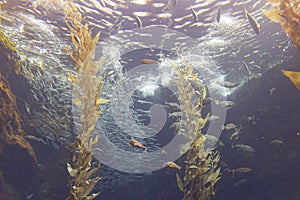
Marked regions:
[64,1,109,199]
[169,61,221,200]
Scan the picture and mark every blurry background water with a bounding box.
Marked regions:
[1,0,300,199]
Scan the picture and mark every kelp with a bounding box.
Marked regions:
[64,1,108,199]
[263,1,300,91]
[0,73,37,163]
[263,0,300,50]
[169,61,221,200]
[281,69,300,90]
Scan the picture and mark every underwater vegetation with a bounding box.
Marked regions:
[168,61,220,200]
[1,0,300,199]
[0,71,37,164]
[0,31,40,199]
[0,30,21,76]
[263,0,300,91]
[64,1,108,199]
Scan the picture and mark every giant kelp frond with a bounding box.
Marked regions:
[263,0,300,91]
[64,1,107,200]
[263,0,300,50]
[169,60,221,200]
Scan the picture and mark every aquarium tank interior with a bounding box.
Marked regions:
[0,0,300,199]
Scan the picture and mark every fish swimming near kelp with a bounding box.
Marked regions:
[230,127,243,141]
[129,139,147,151]
[222,123,237,131]
[244,8,260,34]
[163,161,181,170]
[224,167,252,177]
[217,80,239,88]
[191,8,198,23]
[232,144,256,154]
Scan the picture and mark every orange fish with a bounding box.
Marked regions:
[163,161,181,170]
[129,139,147,151]
[140,59,159,65]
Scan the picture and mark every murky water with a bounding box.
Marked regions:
[1,0,300,200]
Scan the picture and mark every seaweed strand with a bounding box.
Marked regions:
[169,60,221,200]
[64,1,108,199]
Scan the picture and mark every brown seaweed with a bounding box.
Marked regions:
[169,61,221,200]
[281,70,300,90]
[263,0,300,50]
[64,1,108,199]
[263,0,300,91]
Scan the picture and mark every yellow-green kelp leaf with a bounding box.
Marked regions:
[90,135,99,146]
[198,112,210,129]
[73,98,82,107]
[262,9,282,23]
[176,173,185,192]
[67,72,77,83]
[67,163,77,177]
[193,135,206,147]
[86,192,101,200]
[282,70,300,90]
[95,98,110,105]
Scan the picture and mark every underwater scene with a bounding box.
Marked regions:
[1,0,300,199]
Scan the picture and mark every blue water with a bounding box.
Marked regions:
[1,0,300,200]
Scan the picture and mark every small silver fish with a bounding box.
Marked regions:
[133,15,142,29]
[24,102,31,114]
[169,121,182,129]
[230,127,243,141]
[242,61,251,75]
[270,139,283,145]
[191,8,198,23]
[217,81,239,88]
[269,87,276,96]
[234,179,248,187]
[249,73,262,80]
[217,100,236,108]
[165,101,180,109]
[100,0,106,7]
[216,6,221,23]
[24,135,47,145]
[168,111,182,118]
[222,123,237,131]
[232,144,256,154]
[209,115,220,121]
